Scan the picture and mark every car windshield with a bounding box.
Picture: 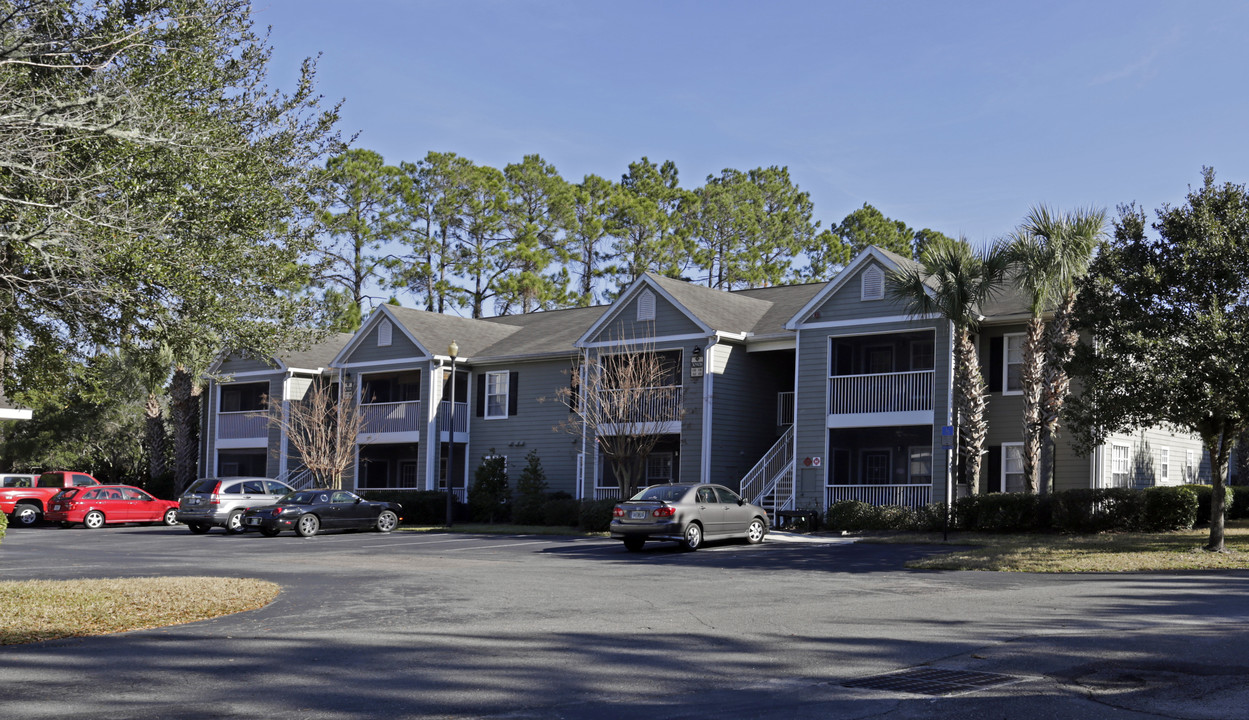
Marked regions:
[630,485,691,503]
[186,479,219,494]
[282,491,330,505]
[53,488,79,499]
[2,477,32,487]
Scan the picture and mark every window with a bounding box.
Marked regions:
[908,446,933,485]
[862,450,891,484]
[646,453,673,482]
[377,320,392,347]
[361,370,421,404]
[220,382,268,412]
[861,265,884,300]
[1186,449,1195,482]
[637,290,656,321]
[1159,447,1170,484]
[485,371,509,419]
[1002,443,1024,493]
[1004,334,1024,393]
[1112,444,1131,487]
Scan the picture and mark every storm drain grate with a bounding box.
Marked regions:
[842,668,1023,697]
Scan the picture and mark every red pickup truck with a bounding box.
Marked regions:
[0,471,102,527]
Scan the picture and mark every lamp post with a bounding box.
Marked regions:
[446,341,458,528]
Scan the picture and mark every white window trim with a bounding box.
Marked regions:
[484,370,510,420]
[1003,332,1025,396]
[377,320,393,347]
[1186,449,1195,482]
[1111,443,1131,487]
[637,290,656,321]
[1001,442,1024,494]
[1159,447,1170,483]
[907,446,933,484]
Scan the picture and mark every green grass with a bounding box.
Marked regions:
[854,520,1249,572]
[0,577,280,645]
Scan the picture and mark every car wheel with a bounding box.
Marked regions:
[679,522,703,551]
[295,514,320,537]
[59,521,74,529]
[162,509,179,526]
[375,510,398,533]
[225,510,245,534]
[187,522,211,534]
[83,510,106,529]
[623,537,645,552]
[746,518,766,544]
[259,526,281,537]
[13,503,40,527]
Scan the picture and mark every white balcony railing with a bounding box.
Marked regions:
[438,401,469,433]
[776,392,794,425]
[826,484,932,509]
[597,386,683,423]
[361,401,422,434]
[828,370,934,415]
[218,411,268,439]
[594,487,621,501]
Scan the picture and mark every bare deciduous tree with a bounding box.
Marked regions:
[556,338,684,499]
[263,380,365,490]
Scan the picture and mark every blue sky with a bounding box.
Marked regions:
[256,0,1249,265]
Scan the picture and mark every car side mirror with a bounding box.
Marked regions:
[738,498,744,506]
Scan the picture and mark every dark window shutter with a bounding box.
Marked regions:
[989,336,1003,392]
[987,445,1002,494]
[475,374,485,417]
[508,371,519,415]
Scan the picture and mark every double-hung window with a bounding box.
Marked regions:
[1159,447,1170,484]
[1004,334,1024,394]
[1111,444,1131,487]
[1002,443,1024,493]
[485,371,509,419]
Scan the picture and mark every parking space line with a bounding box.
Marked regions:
[355,536,483,548]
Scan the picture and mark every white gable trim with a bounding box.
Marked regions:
[784,247,920,330]
[575,274,713,346]
[331,305,430,365]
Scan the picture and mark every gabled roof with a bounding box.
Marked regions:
[576,274,713,345]
[785,247,920,329]
[280,332,355,371]
[648,274,774,336]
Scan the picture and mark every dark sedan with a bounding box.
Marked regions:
[242,489,402,537]
[610,482,769,551]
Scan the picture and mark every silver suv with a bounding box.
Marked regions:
[177,477,294,534]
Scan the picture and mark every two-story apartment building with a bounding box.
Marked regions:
[200,246,1215,510]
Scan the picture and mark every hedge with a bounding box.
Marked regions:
[825,485,1220,534]
[360,490,461,525]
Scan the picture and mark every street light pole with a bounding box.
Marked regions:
[446,340,458,528]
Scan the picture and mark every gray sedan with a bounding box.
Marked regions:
[609,483,769,551]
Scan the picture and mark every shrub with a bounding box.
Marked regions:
[1231,485,1249,520]
[1141,486,1198,531]
[468,453,510,523]
[825,500,875,531]
[579,498,618,532]
[971,493,1046,532]
[0,507,7,540]
[1050,488,1140,533]
[513,449,550,525]
[541,497,580,527]
[360,490,454,525]
[910,502,949,532]
[1189,484,1237,525]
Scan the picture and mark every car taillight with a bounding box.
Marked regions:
[613,506,625,518]
[271,508,285,516]
[653,506,676,518]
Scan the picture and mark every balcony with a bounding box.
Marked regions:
[361,401,422,435]
[826,484,931,509]
[438,401,469,433]
[217,411,268,440]
[827,370,934,428]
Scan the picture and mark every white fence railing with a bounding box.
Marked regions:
[438,401,469,433]
[826,484,932,508]
[594,487,621,501]
[740,425,795,506]
[597,386,683,423]
[828,370,934,415]
[218,411,268,439]
[776,392,794,425]
[361,401,422,434]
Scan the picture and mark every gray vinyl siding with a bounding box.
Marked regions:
[1098,427,1211,488]
[806,262,910,323]
[466,359,582,495]
[343,320,425,364]
[676,341,705,486]
[202,374,284,479]
[709,344,789,492]
[589,289,703,343]
[216,354,276,375]
[347,359,429,491]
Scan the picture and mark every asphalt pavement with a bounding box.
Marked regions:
[2,522,1248,719]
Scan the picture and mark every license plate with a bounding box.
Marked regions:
[52,504,61,510]
[245,517,260,525]
[630,510,647,519]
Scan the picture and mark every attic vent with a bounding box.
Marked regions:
[637,289,656,321]
[861,266,885,301]
[377,320,393,347]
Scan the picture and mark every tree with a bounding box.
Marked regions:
[469,452,510,523]
[263,379,364,489]
[604,158,691,296]
[566,174,616,306]
[454,164,510,318]
[889,239,1011,493]
[513,448,549,525]
[1006,206,1106,494]
[495,154,574,314]
[913,228,957,258]
[393,151,472,313]
[1068,169,1249,552]
[837,203,915,258]
[313,149,405,319]
[556,339,684,499]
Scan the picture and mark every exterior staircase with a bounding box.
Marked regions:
[277,465,316,490]
[738,424,795,525]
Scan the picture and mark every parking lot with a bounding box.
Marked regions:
[3,523,1249,719]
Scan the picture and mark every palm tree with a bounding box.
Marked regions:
[1007,206,1106,494]
[888,238,1011,494]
